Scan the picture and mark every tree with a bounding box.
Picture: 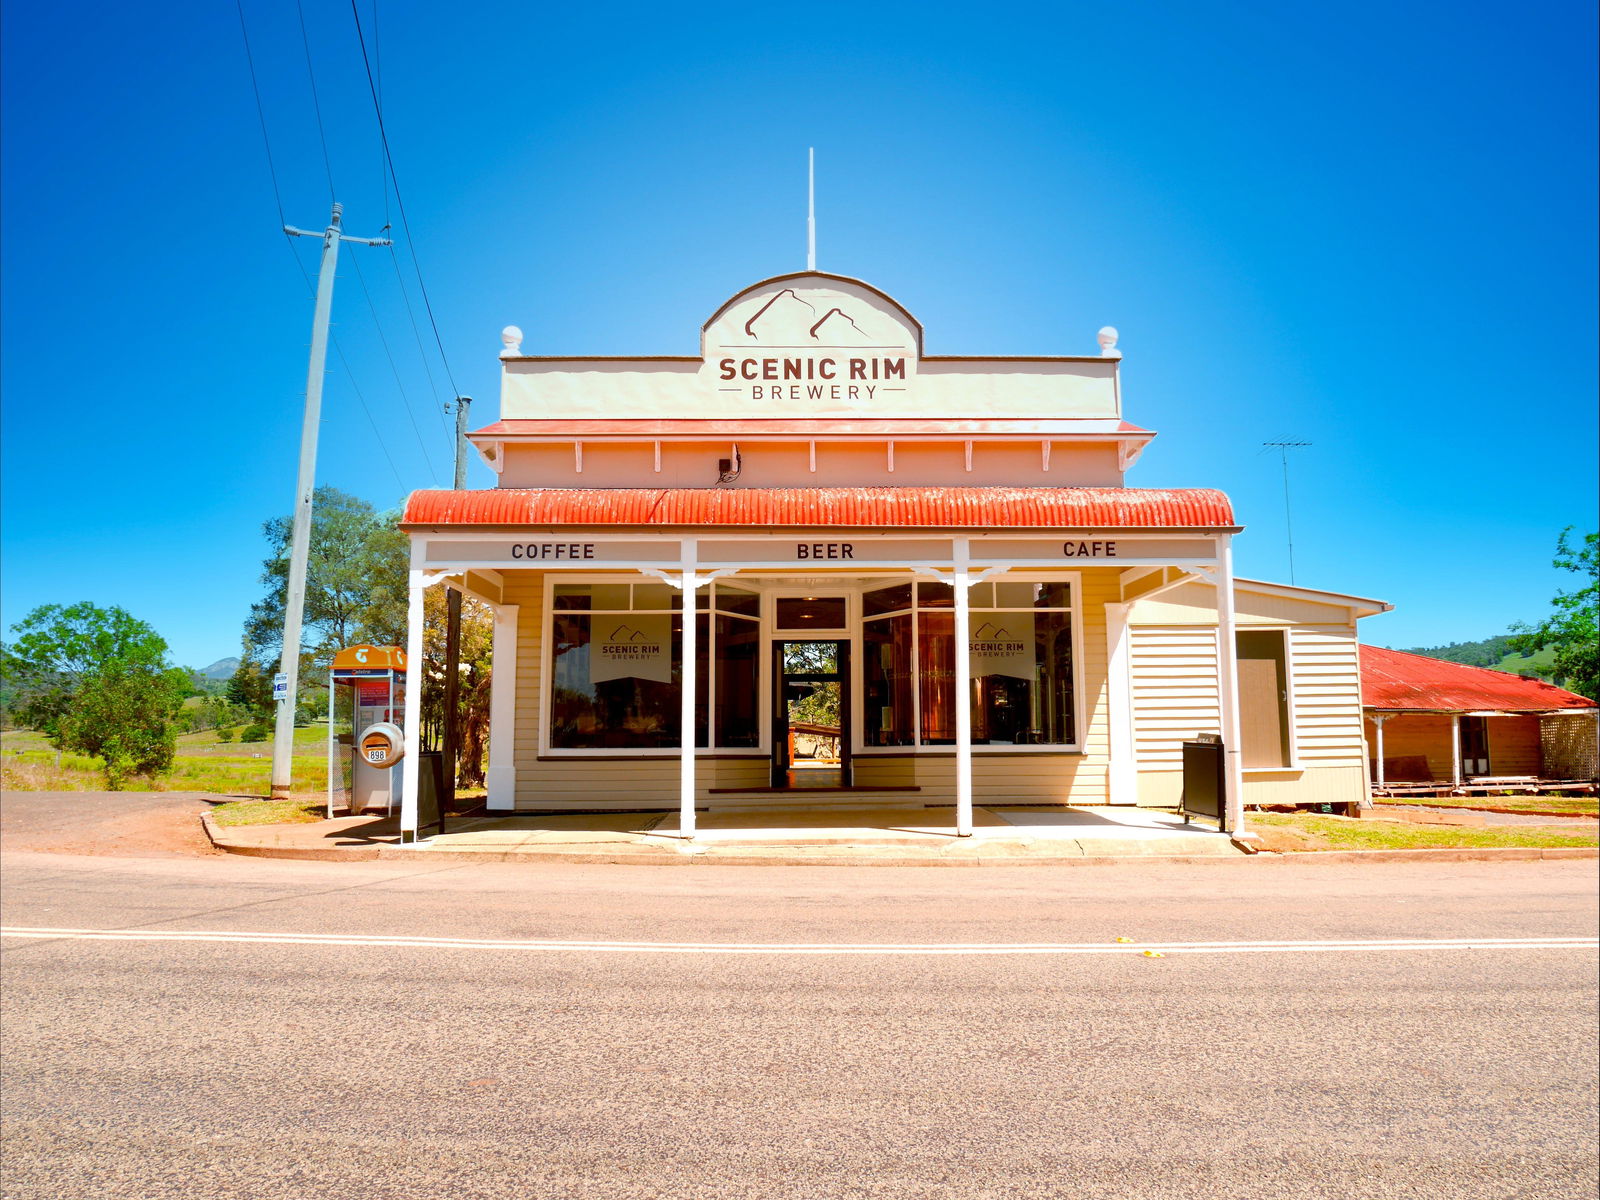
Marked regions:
[3,602,183,787]
[4,602,171,738]
[225,652,273,720]
[1510,528,1599,699]
[243,487,408,676]
[57,662,184,789]
[420,586,494,787]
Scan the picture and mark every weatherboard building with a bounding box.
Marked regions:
[395,272,1388,839]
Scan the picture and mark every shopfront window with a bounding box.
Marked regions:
[862,579,1077,749]
[969,581,1076,746]
[548,582,760,751]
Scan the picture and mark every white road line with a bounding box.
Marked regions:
[1,927,1595,956]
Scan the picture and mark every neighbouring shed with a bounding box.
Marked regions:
[1360,645,1598,795]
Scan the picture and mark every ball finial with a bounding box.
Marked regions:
[500,325,524,359]
[1097,326,1121,358]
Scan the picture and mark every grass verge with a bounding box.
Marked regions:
[3,726,333,795]
[210,799,327,827]
[1373,795,1597,817]
[1249,812,1599,852]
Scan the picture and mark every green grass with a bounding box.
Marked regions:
[1249,812,1598,852]
[1,725,334,796]
[1492,645,1557,678]
[1374,794,1597,817]
[210,798,327,827]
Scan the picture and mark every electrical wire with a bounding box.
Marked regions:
[361,0,450,445]
[295,0,337,201]
[387,243,449,433]
[348,0,463,404]
[234,0,287,228]
[233,0,409,494]
[283,232,412,494]
[349,250,444,477]
[373,0,389,231]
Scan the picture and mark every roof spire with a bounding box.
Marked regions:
[807,147,816,272]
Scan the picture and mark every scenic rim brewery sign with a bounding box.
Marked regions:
[393,270,1390,842]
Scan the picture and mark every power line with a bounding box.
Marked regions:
[348,249,444,478]
[294,0,337,200]
[373,0,389,230]
[232,0,440,492]
[234,0,287,227]
[284,231,410,494]
[348,0,463,402]
[387,244,450,439]
[233,4,409,494]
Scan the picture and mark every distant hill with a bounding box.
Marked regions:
[197,657,240,681]
[1398,635,1557,682]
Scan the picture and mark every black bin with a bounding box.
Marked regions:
[1181,739,1227,831]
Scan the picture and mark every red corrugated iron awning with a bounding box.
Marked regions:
[1360,644,1595,713]
[401,486,1235,530]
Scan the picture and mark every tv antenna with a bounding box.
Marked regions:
[1263,440,1311,584]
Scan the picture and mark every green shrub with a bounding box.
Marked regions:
[240,722,272,744]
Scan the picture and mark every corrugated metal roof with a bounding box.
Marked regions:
[1360,644,1595,713]
[402,486,1235,530]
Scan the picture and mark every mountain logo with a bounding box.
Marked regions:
[808,308,865,340]
[743,288,816,337]
[742,289,872,344]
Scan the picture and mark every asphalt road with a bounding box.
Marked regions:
[2,797,1596,1199]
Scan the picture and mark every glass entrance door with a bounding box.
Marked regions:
[771,640,851,788]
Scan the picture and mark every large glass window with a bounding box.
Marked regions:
[861,579,1077,749]
[548,582,759,751]
[969,581,1076,746]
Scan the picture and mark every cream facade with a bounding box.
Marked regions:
[395,271,1387,840]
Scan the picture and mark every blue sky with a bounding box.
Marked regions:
[2,0,1595,668]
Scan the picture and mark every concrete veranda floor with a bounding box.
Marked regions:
[204,803,1243,864]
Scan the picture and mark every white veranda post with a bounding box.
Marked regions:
[485,604,520,812]
[1215,535,1246,834]
[1372,714,1388,789]
[399,570,427,842]
[953,538,974,837]
[1451,714,1463,787]
[1104,601,1135,806]
[679,543,700,840]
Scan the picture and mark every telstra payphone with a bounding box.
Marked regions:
[326,644,408,816]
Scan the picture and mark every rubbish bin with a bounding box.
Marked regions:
[415,750,446,836]
[1180,737,1227,831]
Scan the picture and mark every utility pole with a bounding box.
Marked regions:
[443,396,472,810]
[271,203,391,800]
[1263,440,1311,585]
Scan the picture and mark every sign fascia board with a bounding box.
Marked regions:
[422,531,1219,570]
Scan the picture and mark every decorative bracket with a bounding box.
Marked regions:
[640,566,742,590]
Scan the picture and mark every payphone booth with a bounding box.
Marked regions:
[326,645,408,817]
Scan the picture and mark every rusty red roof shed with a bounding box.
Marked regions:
[401,486,1236,530]
[1360,644,1595,713]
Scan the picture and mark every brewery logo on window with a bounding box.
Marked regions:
[591,616,673,684]
[969,618,1035,680]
